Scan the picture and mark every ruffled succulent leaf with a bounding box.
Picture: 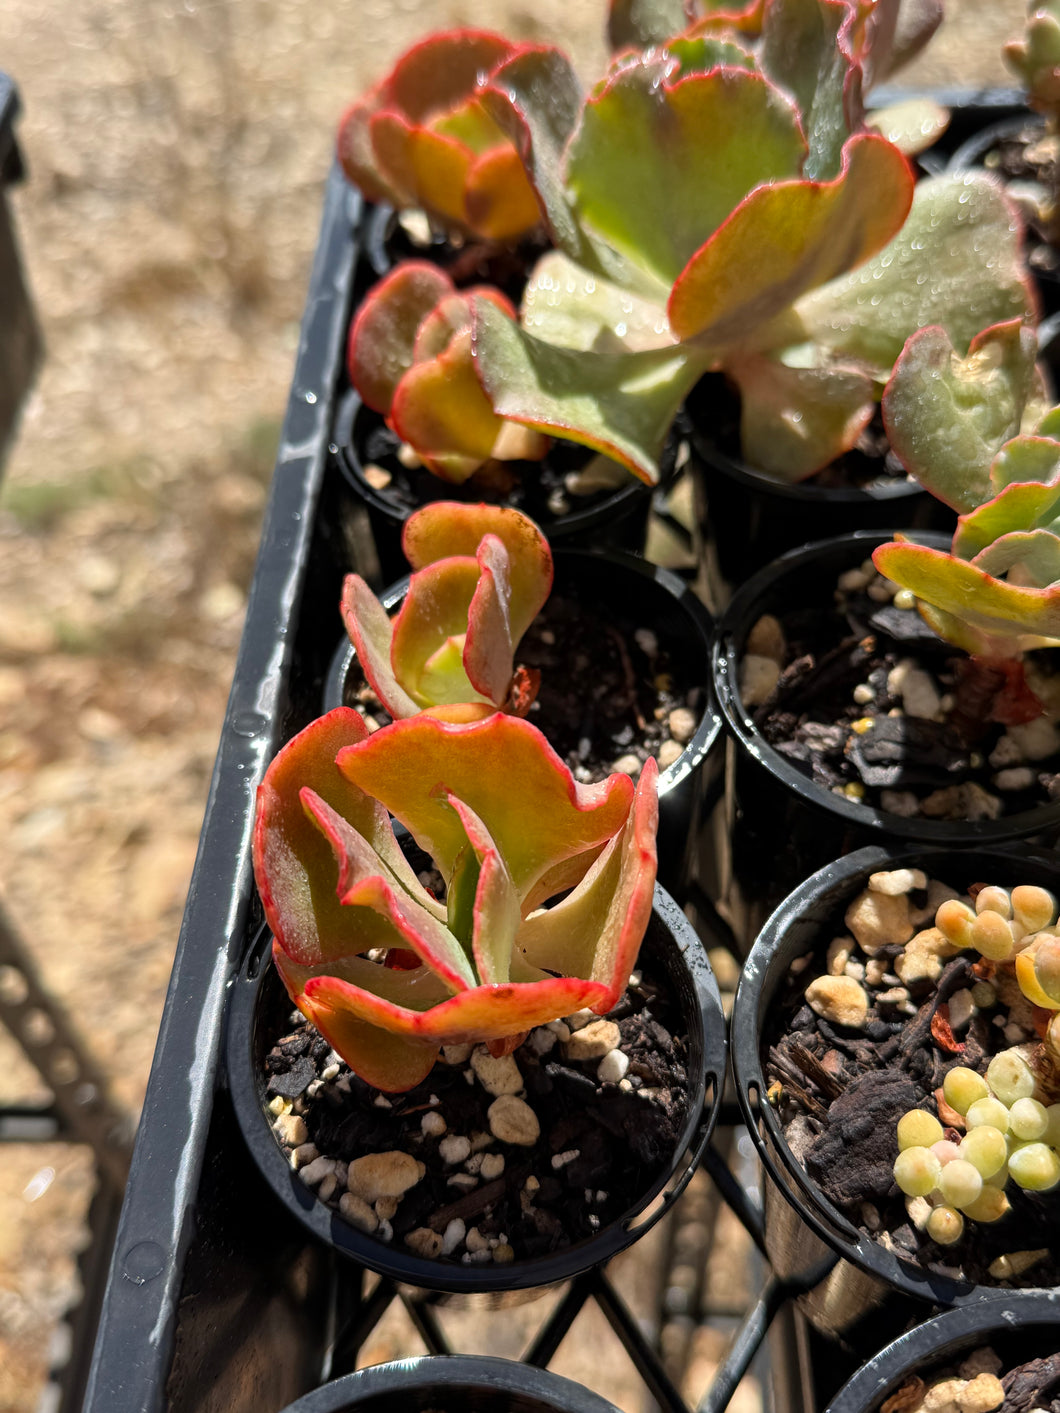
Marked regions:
[370,112,475,233]
[389,554,491,707]
[253,708,446,969]
[973,530,1060,588]
[989,435,1060,495]
[607,0,691,49]
[519,252,675,354]
[402,501,553,642]
[759,0,860,180]
[385,29,516,119]
[347,262,455,415]
[1004,3,1060,114]
[518,758,659,1009]
[872,541,1060,654]
[301,790,475,990]
[472,293,708,484]
[669,132,913,345]
[337,93,407,206]
[391,326,510,482]
[796,173,1036,378]
[665,34,758,73]
[867,97,949,156]
[335,712,635,899]
[725,351,876,479]
[881,320,1044,513]
[684,0,766,36]
[461,535,516,704]
[566,60,807,292]
[464,145,544,241]
[446,794,521,985]
[340,575,422,719]
[952,458,1060,560]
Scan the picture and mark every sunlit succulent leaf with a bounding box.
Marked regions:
[391,327,508,481]
[867,97,949,156]
[519,251,675,355]
[973,529,1060,587]
[759,0,859,180]
[952,459,1060,559]
[389,554,489,706]
[446,794,521,985]
[340,575,422,720]
[347,262,455,414]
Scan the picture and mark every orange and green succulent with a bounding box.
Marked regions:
[341,501,553,722]
[874,319,1060,662]
[253,708,658,1092]
[337,28,546,244]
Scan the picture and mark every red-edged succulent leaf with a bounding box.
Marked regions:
[726,351,876,479]
[389,553,491,707]
[872,0,943,82]
[472,293,708,485]
[518,758,659,1010]
[669,132,913,345]
[347,262,455,414]
[462,535,516,703]
[989,434,1060,495]
[796,173,1036,378]
[370,112,473,233]
[872,540,1060,655]
[402,501,553,642]
[340,575,421,720]
[337,93,406,205]
[384,29,516,122]
[464,144,543,242]
[335,712,635,900]
[952,455,1060,560]
[301,790,475,991]
[685,0,766,36]
[253,708,443,968]
[566,60,807,291]
[391,326,509,482]
[882,321,1045,514]
[974,530,1060,588]
[445,793,521,985]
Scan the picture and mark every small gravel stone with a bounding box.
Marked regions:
[564,1019,620,1060]
[470,1047,523,1096]
[920,782,1001,821]
[447,1173,479,1192]
[845,888,914,952]
[291,1143,319,1170]
[546,1020,571,1041]
[634,628,657,655]
[612,753,642,776]
[897,666,941,720]
[565,1009,596,1031]
[347,1151,425,1201]
[527,1027,557,1056]
[374,1196,398,1221]
[439,1135,472,1165]
[598,1048,630,1084]
[405,1227,443,1258]
[745,613,786,662]
[667,707,697,744]
[838,567,871,592]
[852,682,875,705]
[421,1111,447,1137]
[273,1113,308,1147]
[804,975,869,1029]
[338,1193,378,1234]
[298,1156,336,1188]
[492,1243,515,1264]
[868,868,926,896]
[994,766,1034,791]
[442,1043,473,1065]
[488,1094,541,1146]
[465,1226,489,1253]
[1008,716,1060,761]
[826,936,853,975]
[551,1149,579,1170]
[441,1219,466,1256]
[656,738,683,769]
[881,789,920,818]
[480,1153,505,1181]
[948,988,975,1032]
[739,654,781,706]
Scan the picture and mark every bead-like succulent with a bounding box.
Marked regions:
[348,262,548,483]
[873,320,1060,663]
[253,707,658,1092]
[471,1,1031,483]
[337,29,546,242]
[341,501,553,722]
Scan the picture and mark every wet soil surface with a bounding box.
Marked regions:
[750,576,1060,820]
[765,877,1060,1288]
[339,588,704,783]
[263,965,691,1266]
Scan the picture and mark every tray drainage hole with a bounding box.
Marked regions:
[0,965,29,1006]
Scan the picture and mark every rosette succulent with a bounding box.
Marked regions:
[348,262,548,482]
[873,319,1060,666]
[337,28,545,243]
[341,501,553,722]
[253,708,658,1092]
[469,0,1032,483]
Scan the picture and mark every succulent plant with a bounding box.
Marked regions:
[892,882,1060,1240]
[1005,2,1060,121]
[472,5,1033,484]
[252,707,658,1092]
[873,320,1060,664]
[337,29,546,243]
[348,262,550,483]
[341,501,553,722]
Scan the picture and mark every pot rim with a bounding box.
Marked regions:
[324,546,722,801]
[278,1354,623,1413]
[823,1289,1060,1413]
[331,389,658,539]
[712,528,1060,843]
[731,840,1060,1312]
[226,884,726,1295]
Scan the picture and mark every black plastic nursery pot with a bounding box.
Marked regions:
[226,884,727,1301]
[331,389,669,588]
[824,1290,1060,1413]
[278,1355,623,1413]
[322,546,721,896]
[730,842,1060,1350]
[710,529,1060,947]
[0,73,42,473]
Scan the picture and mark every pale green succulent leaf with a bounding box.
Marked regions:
[881,319,1042,513]
[472,294,708,485]
[797,173,1035,377]
[973,529,1060,588]
[760,0,855,180]
[665,34,758,74]
[607,0,691,50]
[520,251,673,353]
[867,98,950,156]
[953,458,1060,559]
[989,436,1060,495]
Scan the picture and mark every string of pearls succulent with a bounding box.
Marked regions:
[892,882,1060,1246]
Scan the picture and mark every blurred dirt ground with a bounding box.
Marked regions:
[0,2,1027,1409]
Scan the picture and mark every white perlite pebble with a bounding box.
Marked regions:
[442,1043,473,1065]
[837,567,871,592]
[994,767,1034,791]
[868,868,926,896]
[598,1048,630,1084]
[546,1020,571,1041]
[488,1094,541,1146]
[442,1218,466,1256]
[528,1026,557,1056]
[739,654,780,707]
[612,753,642,777]
[421,1111,447,1137]
[565,1008,596,1031]
[439,1135,472,1165]
[298,1157,337,1188]
[897,666,941,721]
[466,1226,489,1253]
[564,1019,620,1061]
[480,1153,506,1181]
[656,739,683,770]
[845,888,914,952]
[1008,716,1060,761]
[292,1143,319,1170]
[667,707,697,744]
[470,1047,523,1096]
[273,1113,308,1147]
[448,1173,479,1192]
[338,1193,377,1234]
[347,1151,425,1202]
[552,1149,579,1170]
[634,627,658,656]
